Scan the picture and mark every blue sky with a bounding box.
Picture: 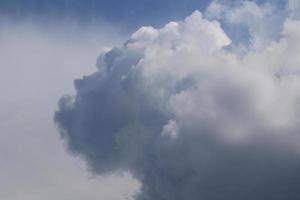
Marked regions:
[0,0,290,38]
[1,0,211,27]
[1,0,287,28]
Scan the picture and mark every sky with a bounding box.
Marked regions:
[1,0,300,200]
[0,0,211,27]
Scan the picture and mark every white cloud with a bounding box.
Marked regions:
[55,6,300,200]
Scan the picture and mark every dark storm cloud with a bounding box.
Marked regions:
[55,1,300,200]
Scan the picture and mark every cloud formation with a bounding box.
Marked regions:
[55,2,300,199]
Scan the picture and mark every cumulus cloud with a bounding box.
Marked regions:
[55,2,300,199]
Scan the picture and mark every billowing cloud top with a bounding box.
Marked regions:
[55,1,300,199]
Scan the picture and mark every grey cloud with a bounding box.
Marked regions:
[55,6,300,200]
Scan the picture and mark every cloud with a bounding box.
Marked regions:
[55,3,300,200]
